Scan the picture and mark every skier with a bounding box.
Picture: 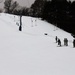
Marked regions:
[58,38,61,46]
[55,36,58,43]
[73,39,75,48]
[64,38,68,46]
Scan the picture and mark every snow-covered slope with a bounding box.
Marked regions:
[0,13,75,75]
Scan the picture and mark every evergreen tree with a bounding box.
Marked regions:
[31,0,46,17]
[42,0,73,32]
[21,7,29,16]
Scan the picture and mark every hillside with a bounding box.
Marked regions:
[0,13,75,75]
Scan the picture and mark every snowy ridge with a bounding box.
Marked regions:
[0,13,75,75]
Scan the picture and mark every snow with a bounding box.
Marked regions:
[0,13,75,75]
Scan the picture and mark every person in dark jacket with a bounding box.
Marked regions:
[58,38,61,46]
[55,36,58,43]
[73,39,75,48]
[64,38,68,46]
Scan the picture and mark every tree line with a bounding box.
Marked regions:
[3,0,75,35]
[42,0,75,35]
[31,0,75,35]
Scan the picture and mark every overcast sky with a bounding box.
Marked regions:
[0,0,35,9]
[0,0,74,9]
[13,0,35,7]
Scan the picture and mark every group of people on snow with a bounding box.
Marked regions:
[55,36,75,48]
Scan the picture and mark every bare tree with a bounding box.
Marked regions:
[4,0,18,13]
[0,8,3,13]
[10,1,19,13]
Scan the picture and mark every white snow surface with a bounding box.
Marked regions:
[0,13,75,75]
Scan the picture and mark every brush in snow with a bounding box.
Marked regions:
[71,33,75,38]
[35,19,37,26]
[16,22,19,26]
[31,18,33,27]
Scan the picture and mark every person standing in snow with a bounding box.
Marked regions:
[55,36,58,43]
[58,38,61,46]
[73,39,75,48]
[64,38,68,46]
